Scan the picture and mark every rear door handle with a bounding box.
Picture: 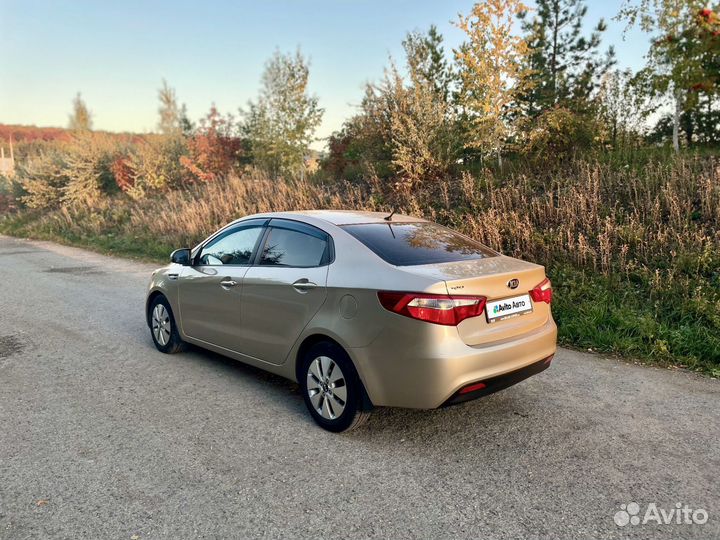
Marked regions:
[292,279,317,292]
[220,279,238,288]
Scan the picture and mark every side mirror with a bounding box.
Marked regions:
[170,248,192,266]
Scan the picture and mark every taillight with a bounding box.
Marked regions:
[530,277,553,304]
[377,291,487,326]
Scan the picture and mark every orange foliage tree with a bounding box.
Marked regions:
[180,106,244,182]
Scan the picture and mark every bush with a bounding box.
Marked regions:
[17,149,69,209]
[61,133,119,206]
[117,136,189,199]
[15,134,121,209]
[524,107,602,163]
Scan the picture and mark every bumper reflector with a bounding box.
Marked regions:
[459,381,487,395]
[445,354,555,406]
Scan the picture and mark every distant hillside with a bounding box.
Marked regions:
[0,124,74,143]
[0,124,149,144]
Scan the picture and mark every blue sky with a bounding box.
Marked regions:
[0,0,650,145]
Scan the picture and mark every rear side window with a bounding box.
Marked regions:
[341,222,496,266]
[260,227,329,267]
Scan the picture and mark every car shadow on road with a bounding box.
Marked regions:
[178,341,552,446]
[180,342,309,415]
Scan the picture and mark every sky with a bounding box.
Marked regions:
[0,0,651,147]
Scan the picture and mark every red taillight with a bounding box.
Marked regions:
[377,291,487,326]
[530,277,553,304]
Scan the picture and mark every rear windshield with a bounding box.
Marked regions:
[341,222,496,266]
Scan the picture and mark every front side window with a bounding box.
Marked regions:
[259,227,329,267]
[198,226,264,266]
[341,222,496,266]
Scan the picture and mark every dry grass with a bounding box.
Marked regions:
[129,176,382,247]
[104,158,720,276]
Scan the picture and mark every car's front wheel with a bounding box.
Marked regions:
[149,295,186,354]
[300,341,371,432]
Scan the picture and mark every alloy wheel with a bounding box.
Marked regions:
[307,356,347,420]
[152,304,171,346]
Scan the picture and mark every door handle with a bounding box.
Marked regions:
[220,279,238,288]
[292,279,317,292]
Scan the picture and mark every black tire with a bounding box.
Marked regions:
[148,295,186,354]
[299,341,372,433]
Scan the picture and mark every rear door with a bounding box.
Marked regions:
[239,219,331,365]
[178,219,267,351]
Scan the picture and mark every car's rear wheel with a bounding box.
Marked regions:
[149,295,186,354]
[300,341,371,432]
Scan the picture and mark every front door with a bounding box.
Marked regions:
[178,219,267,352]
[239,220,331,365]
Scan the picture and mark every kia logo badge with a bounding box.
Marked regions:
[507,278,519,289]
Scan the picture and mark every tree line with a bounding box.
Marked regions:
[324,0,719,186]
[7,0,720,210]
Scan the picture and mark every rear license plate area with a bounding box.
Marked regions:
[485,293,533,323]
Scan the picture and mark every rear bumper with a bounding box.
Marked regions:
[350,316,557,409]
[441,354,553,406]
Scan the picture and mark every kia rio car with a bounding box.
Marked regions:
[146,211,557,432]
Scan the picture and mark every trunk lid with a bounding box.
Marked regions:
[404,255,550,346]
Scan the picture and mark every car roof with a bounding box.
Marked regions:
[250,210,428,226]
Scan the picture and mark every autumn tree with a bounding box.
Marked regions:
[365,66,458,189]
[455,0,532,167]
[323,84,395,181]
[620,1,720,152]
[324,26,459,184]
[242,49,324,178]
[68,92,92,131]
[390,27,462,187]
[157,79,182,135]
[181,106,244,182]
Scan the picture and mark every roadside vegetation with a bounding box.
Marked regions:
[1,0,719,373]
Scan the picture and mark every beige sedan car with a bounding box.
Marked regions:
[146,211,557,431]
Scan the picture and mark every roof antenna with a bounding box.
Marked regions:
[383,209,395,221]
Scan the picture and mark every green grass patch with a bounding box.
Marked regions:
[551,265,720,375]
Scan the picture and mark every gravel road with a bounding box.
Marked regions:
[0,234,718,540]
